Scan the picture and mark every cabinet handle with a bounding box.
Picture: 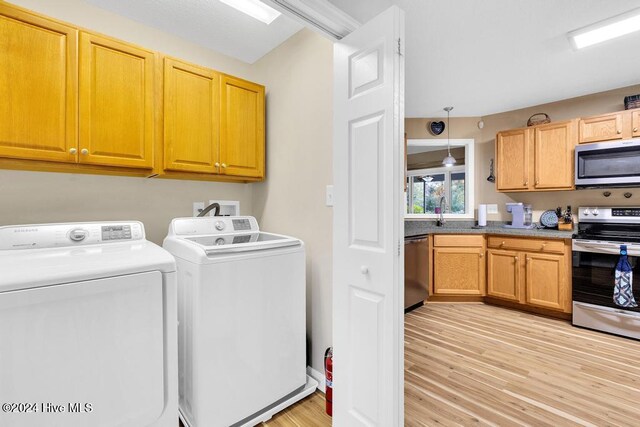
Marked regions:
[634,127,638,132]
[526,257,532,262]
[617,130,622,134]
[500,241,505,247]
[541,243,547,249]
[535,180,539,185]
[514,257,519,261]
[214,162,220,168]
[524,180,528,186]
[221,163,227,168]
[80,148,89,155]
[479,252,484,258]
[69,148,77,155]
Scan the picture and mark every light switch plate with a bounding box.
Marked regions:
[487,204,498,214]
[326,185,334,207]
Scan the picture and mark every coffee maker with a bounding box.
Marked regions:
[504,203,534,229]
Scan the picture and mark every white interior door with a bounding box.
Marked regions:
[333,6,405,426]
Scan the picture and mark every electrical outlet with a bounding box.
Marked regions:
[487,204,498,214]
[193,202,205,217]
[326,185,334,207]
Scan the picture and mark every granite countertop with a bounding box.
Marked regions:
[405,220,575,239]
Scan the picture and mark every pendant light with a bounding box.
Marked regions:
[442,106,456,167]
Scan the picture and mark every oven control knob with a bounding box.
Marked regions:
[215,221,225,231]
[592,208,599,216]
[583,208,590,216]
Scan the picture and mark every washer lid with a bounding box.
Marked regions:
[185,232,301,255]
[0,240,176,293]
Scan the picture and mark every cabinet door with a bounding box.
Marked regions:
[433,247,485,295]
[534,120,576,190]
[487,249,520,301]
[525,253,568,312]
[79,32,155,168]
[578,113,623,143]
[0,5,77,163]
[496,128,531,191]
[164,58,220,173]
[633,110,640,138]
[220,75,265,178]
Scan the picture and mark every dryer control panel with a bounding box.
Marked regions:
[0,222,145,250]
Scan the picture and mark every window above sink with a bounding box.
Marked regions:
[405,139,475,219]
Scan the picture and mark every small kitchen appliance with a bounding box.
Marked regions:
[504,203,534,229]
[572,207,640,339]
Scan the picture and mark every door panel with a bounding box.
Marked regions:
[219,75,264,178]
[579,113,623,143]
[333,6,404,426]
[0,5,77,162]
[534,121,575,190]
[164,58,220,173]
[633,110,640,138]
[496,129,531,191]
[525,252,566,311]
[79,32,154,168]
[487,249,520,301]
[433,248,485,295]
[0,272,165,427]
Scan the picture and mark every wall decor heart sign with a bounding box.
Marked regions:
[429,121,445,136]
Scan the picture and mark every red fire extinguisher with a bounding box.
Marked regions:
[324,347,333,416]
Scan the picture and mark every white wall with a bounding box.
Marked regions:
[1,0,258,244]
[253,29,334,373]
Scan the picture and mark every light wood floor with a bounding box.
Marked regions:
[269,303,640,426]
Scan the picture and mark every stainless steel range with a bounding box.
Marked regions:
[573,207,640,339]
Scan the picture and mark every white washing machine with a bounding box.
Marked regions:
[163,216,317,427]
[0,221,177,427]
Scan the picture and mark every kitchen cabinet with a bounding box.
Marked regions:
[496,120,576,192]
[0,5,77,163]
[220,75,265,178]
[578,112,624,143]
[79,32,155,169]
[578,108,640,143]
[487,249,520,302]
[432,235,485,296]
[163,58,220,174]
[496,128,531,191]
[486,236,571,313]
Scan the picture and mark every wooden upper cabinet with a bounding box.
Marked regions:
[633,110,640,138]
[487,249,520,302]
[220,75,265,178]
[79,32,155,169]
[0,5,77,163]
[525,253,567,312]
[164,58,220,174]
[534,120,576,190]
[433,246,486,296]
[496,128,531,191]
[579,112,623,143]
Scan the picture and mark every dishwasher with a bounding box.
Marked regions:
[405,236,429,312]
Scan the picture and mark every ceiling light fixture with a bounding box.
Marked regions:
[442,106,456,167]
[568,7,640,49]
[219,0,281,25]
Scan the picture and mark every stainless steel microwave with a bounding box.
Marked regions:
[575,139,640,188]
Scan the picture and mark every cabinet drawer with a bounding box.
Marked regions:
[433,234,484,247]
[487,236,565,254]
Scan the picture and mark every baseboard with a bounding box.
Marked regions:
[307,366,326,393]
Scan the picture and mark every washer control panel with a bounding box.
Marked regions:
[170,216,259,236]
[0,222,145,250]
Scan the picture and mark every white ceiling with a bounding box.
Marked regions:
[327,0,640,117]
[84,0,303,63]
[82,0,640,117]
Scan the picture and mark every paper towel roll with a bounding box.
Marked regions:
[478,204,487,227]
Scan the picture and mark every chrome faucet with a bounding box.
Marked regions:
[437,196,447,226]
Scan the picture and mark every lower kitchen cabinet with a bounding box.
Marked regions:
[432,235,486,296]
[525,252,568,311]
[487,249,520,302]
[486,236,571,314]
